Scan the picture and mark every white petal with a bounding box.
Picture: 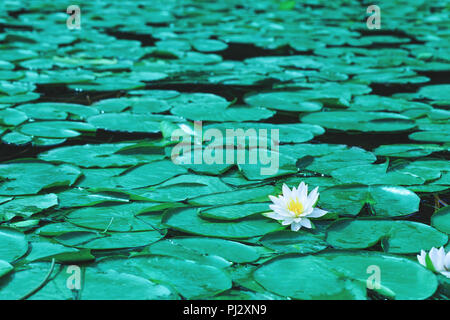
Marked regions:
[306,186,319,208]
[270,205,294,217]
[430,247,445,271]
[280,195,290,208]
[263,212,284,220]
[307,207,328,218]
[298,182,308,203]
[417,250,427,267]
[300,205,313,217]
[272,195,287,207]
[282,184,292,198]
[300,218,312,229]
[439,271,450,279]
[444,252,450,270]
[438,247,446,262]
[294,186,302,201]
[291,222,302,232]
[269,195,281,205]
[269,204,283,212]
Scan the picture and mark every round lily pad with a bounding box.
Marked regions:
[254,251,438,299]
[0,227,28,263]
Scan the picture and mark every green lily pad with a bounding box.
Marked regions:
[19,121,96,138]
[373,144,443,158]
[113,160,187,189]
[431,206,450,234]
[0,194,58,221]
[326,219,448,253]
[81,268,178,300]
[254,251,438,299]
[204,122,323,143]
[144,239,232,269]
[319,184,420,217]
[189,185,276,206]
[418,84,450,101]
[0,161,81,196]
[409,131,450,143]
[260,230,328,254]
[0,262,64,300]
[68,78,146,92]
[163,236,260,263]
[0,260,13,279]
[95,255,232,299]
[199,202,271,220]
[192,39,228,52]
[66,203,165,232]
[330,162,425,185]
[301,111,416,132]
[245,91,323,112]
[0,108,28,126]
[24,241,79,263]
[1,131,32,145]
[39,143,165,168]
[0,227,28,263]
[57,188,130,208]
[172,104,275,122]
[306,147,376,175]
[15,103,99,120]
[87,113,181,133]
[54,229,165,250]
[163,207,283,239]
[132,174,232,202]
[0,92,40,104]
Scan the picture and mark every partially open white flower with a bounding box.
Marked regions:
[417,247,450,278]
[264,182,328,231]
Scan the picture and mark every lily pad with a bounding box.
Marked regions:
[301,111,416,132]
[254,251,438,299]
[0,194,58,221]
[163,207,283,239]
[0,227,28,263]
[0,161,81,196]
[95,255,232,299]
[199,202,271,220]
[431,206,450,234]
[326,219,448,253]
[54,230,165,250]
[260,230,328,254]
[319,184,420,217]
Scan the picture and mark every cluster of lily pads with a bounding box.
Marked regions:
[0,0,449,300]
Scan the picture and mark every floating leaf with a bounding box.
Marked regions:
[254,251,438,300]
[54,229,165,250]
[163,207,283,239]
[0,194,57,221]
[260,230,328,254]
[0,227,28,263]
[95,255,232,299]
[319,184,420,217]
[431,206,450,234]
[199,202,271,220]
[301,111,416,132]
[0,161,81,196]
[326,219,448,253]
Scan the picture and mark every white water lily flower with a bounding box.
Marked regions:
[417,247,450,278]
[264,182,328,231]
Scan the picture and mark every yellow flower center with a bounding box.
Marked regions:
[287,198,304,217]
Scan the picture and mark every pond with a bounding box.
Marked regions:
[0,0,449,300]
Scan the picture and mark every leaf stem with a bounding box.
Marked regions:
[19,258,56,300]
